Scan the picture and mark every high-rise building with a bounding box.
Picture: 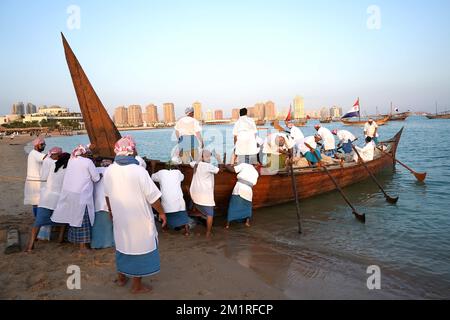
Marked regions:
[320,107,330,119]
[329,106,341,118]
[127,105,143,127]
[293,95,305,119]
[163,103,176,124]
[253,103,265,121]
[264,101,276,120]
[214,110,224,120]
[144,104,158,124]
[26,103,37,114]
[205,109,214,121]
[232,108,240,120]
[248,107,256,118]
[114,106,128,127]
[11,102,25,115]
[193,101,202,121]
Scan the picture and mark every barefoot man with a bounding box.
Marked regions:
[104,136,167,294]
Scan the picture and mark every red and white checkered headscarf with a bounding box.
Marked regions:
[114,136,136,156]
[49,147,63,155]
[32,137,45,147]
[71,145,88,158]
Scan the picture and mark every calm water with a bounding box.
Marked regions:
[40,116,450,299]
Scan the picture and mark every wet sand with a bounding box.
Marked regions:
[0,135,406,300]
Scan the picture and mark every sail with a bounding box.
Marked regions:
[61,33,121,158]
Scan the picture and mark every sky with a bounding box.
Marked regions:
[0,0,449,117]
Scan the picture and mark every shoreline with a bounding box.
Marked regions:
[0,135,418,299]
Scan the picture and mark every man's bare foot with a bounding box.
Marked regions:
[245,221,251,228]
[114,274,129,287]
[224,224,230,229]
[206,232,212,238]
[131,284,152,294]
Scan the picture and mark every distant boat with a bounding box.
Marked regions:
[426,112,450,119]
[255,120,266,126]
[387,112,411,121]
[319,117,332,124]
[426,102,450,119]
[341,115,390,126]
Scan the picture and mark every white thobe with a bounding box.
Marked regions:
[232,163,259,202]
[24,150,46,206]
[152,169,186,214]
[262,133,295,155]
[317,127,336,151]
[94,167,108,213]
[289,126,305,143]
[353,141,376,162]
[39,160,66,210]
[104,163,162,255]
[175,116,202,137]
[51,157,100,227]
[189,161,219,206]
[298,136,318,156]
[336,130,356,144]
[364,122,379,138]
[233,116,259,156]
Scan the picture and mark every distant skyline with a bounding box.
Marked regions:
[1,0,449,116]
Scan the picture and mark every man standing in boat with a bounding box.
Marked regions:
[232,108,259,165]
[284,120,304,156]
[364,118,379,145]
[174,107,204,163]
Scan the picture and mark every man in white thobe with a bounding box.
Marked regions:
[51,145,101,251]
[174,107,203,164]
[232,108,259,165]
[314,125,336,157]
[104,136,167,294]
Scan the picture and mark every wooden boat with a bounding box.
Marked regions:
[61,33,404,214]
[388,112,410,121]
[426,112,450,119]
[148,129,402,214]
[341,115,390,126]
[319,117,332,124]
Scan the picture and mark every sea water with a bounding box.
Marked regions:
[40,116,450,298]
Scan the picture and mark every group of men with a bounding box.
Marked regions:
[22,108,381,294]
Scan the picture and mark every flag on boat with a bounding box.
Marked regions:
[285,104,292,121]
[342,98,360,119]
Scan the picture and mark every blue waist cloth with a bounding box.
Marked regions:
[304,149,322,163]
[166,210,190,229]
[342,140,353,154]
[91,211,115,249]
[34,207,64,227]
[115,156,139,166]
[193,203,215,217]
[116,247,160,278]
[227,195,252,223]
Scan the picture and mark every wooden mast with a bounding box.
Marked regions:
[61,32,121,158]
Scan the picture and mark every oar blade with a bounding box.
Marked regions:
[414,172,427,182]
[353,211,366,224]
[386,196,399,204]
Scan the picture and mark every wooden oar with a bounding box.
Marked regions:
[288,152,302,234]
[352,146,399,204]
[377,146,427,182]
[305,143,366,223]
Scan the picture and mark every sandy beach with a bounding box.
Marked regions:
[0,135,412,300]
